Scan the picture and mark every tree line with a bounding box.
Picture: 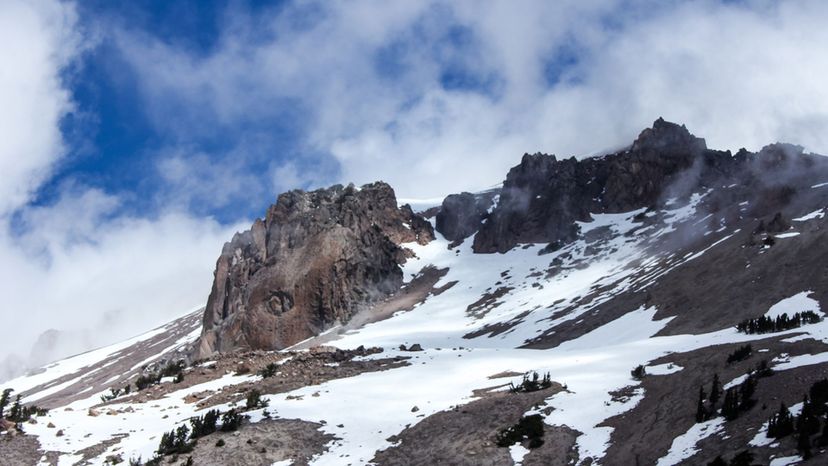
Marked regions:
[736,311,821,335]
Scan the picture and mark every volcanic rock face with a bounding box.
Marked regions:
[471,118,825,253]
[473,118,710,253]
[435,192,493,243]
[197,118,828,359]
[196,182,434,357]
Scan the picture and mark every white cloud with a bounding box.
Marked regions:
[155,148,267,212]
[0,0,81,214]
[0,1,246,379]
[113,0,828,200]
[0,196,244,375]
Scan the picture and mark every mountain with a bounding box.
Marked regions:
[3,119,828,466]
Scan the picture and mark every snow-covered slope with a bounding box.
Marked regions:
[4,185,828,466]
[5,121,828,466]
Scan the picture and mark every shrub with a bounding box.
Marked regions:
[156,424,194,456]
[630,365,646,380]
[160,360,185,378]
[5,394,48,423]
[135,373,162,391]
[258,363,279,378]
[726,345,752,364]
[190,409,220,439]
[509,372,552,393]
[215,438,226,447]
[495,414,545,448]
[220,409,245,432]
[245,390,269,410]
[755,359,774,378]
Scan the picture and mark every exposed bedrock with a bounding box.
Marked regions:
[195,182,434,357]
[472,118,828,253]
[435,192,493,243]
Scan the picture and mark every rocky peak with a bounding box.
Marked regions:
[470,119,713,253]
[467,118,828,254]
[195,182,434,358]
[631,117,707,154]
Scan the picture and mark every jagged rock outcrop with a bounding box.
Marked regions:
[472,118,827,253]
[473,118,710,253]
[195,182,434,357]
[435,192,492,243]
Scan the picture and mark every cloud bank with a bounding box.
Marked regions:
[116,0,828,198]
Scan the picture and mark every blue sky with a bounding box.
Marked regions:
[3,0,828,376]
[44,0,533,224]
[47,0,299,223]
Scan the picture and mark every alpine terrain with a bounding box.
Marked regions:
[5,119,828,466]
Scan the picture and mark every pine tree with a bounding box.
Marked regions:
[738,374,757,411]
[809,378,828,415]
[797,426,813,459]
[710,374,721,407]
[796,395,815,459]
[258,363,279,378]
[818,413,828,447]
[696,386,708,423]
[9,395,22,422]
[245,389,269,410]
[768,402,794,438]
[755,359,773,378]
[721,388,740,421]
[0,388,12,418]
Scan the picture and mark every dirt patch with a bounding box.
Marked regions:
[113,346,409,411]
[0,432,55,466]
[159,418,334,466]
[371,384,576,466]
[194,351,408,410]
[72,434,127,465]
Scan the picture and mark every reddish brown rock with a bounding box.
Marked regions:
[196,182,434,357]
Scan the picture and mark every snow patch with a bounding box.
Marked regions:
[793,209,824,221]
[766,292,821,319]
[646,363,683,376]
[656,418,725,466]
